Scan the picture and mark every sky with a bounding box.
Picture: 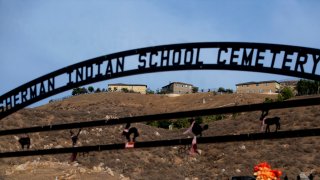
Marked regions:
[1,0,320,107]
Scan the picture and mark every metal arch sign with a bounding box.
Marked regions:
[1,42,320,119]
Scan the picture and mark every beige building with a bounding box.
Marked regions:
[161,82,193,94]
[236,80,280,94]
[108,83,147,94]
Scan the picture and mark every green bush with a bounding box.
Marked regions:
[72,87,87,95]
[280,87,294,100]
[192,87,199,93]
[202,114,225,123]
[88,86,94,93]
[264,97,274,103]
[158,120,171,129]
[146,88,155,94]
[146,120,172,129]
[146,121,159,127]
[277,94,284,102]
[232,112,239,119]
[297,79,320,95]
[173,117,203,129]
[146,117,204,129]
[121,88,129,93]
[173,118,189,129]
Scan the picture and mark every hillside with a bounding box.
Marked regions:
[0,92,319,179]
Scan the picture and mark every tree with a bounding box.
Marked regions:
[72,87,87,95]
[218,87,225,93]
[264,97,274,103]
[280,87,294,100]
[80,87,88,94]
[192,87,199,93]
[173,118,189,129]
[225,88,234,94]
[147,120,171,129]
[146,88,155,94]
[72,87,81,96]
[95,88,101,93]
[156,89,165,94]
[121,88,129,93]
[296,79,320,95]
[88,86,94,93]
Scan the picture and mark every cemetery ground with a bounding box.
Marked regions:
[0,92,319,179]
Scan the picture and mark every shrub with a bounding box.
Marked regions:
[146,121,159,127]
[146,88,155,94]
[173,118,189,129]
[280,87,294,100]
[121,88,129,93]
[72,87,87,95]
[277,94,284,102]
[201,114,225,123]
[264,97,274,103]
[232,112,239,119]
[146,120,171,129]
[173,117,203,129]
[158,120,171,128]
[217,87,225,93]
[88,86,94,93]
[192,87,199,93]
[297,79,320,95]
[225,88,234,93]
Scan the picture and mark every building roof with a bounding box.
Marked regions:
[108,83,147,87]
[279,80,299,84]
[161,82,193,89]
[236,80,279,86]
[172,82,193,86]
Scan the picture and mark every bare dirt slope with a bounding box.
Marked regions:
[0,92,319,179]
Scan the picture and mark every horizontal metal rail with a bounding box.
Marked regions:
[1,128,319,158]
[1,97,320,136]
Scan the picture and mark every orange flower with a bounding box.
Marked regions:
[253,162,282,180]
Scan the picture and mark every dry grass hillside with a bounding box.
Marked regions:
[0,92,319,179]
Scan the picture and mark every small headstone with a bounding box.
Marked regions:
[155,131,160,136]
[299,173,309,180]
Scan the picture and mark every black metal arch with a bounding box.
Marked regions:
[1,42,320,119]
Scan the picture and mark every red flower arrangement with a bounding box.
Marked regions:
[253,162,282,180]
